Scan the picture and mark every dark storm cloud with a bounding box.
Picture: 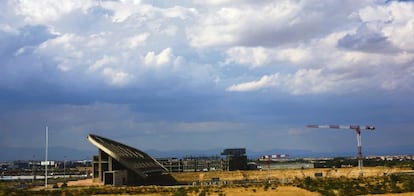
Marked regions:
[0,25,59,93]
[337,24,398,53]
[0,25,56,57]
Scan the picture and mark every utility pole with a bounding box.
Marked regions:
[45,126,48,188]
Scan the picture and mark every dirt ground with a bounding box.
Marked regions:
[66,178,100,186]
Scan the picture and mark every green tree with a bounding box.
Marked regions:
[403,176,414,192]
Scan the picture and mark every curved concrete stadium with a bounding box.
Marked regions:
[87,134,176,186]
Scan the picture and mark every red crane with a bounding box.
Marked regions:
[307,125,375,177]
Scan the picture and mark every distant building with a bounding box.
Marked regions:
[157,156,226,172]
[257,162,314,170]
[221,148,248,171]
[87,134,176,186]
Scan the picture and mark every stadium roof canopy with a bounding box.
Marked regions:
[87,134,168,179]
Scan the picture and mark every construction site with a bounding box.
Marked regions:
[85,125,379,186]
[84,132,414,186]
[2,129,414,195]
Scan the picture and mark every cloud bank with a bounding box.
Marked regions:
[1,0,414,156]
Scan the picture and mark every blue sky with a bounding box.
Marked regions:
[1,0,414,158]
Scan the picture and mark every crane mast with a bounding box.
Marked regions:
[307,124,375,177]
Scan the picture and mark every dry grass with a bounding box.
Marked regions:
[132,185,319,196]
[368,194,414,196]
[18,167,412,196]
[221,186,319,196]
[171,167,408,183]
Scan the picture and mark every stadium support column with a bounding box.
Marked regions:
[98,149,103,182]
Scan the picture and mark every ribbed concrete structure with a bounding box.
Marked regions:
[87,134,176,186]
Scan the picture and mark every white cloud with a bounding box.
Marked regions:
[3,0,414,155]
[100,0,195,23]
[224,46,311,68]
[101,0,149,23]
[162,6,197,19]
[5,0,414,95]
[89,55,117,72]
[102,67,132,86]
[0,24,19,34]
[117,33,150,49]
[285,69,332,95]
[193,0,239,6]
[143,48,173,67]
[161,25,178,36]
[276,48,311,65]
[187,7,248,48]
[388,18,414,51]
[222,27,400,94]
[38,33,78,51]
[224,47,271,68]
[225,69,334,94]
[13,0,94,24]
[36,33,84,71]
[86,33,108,48]
[187,0,370,48]
[358,2,414,51]
[226,74,279,92]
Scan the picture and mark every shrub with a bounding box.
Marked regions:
[402,176,414,192]
[199,189,207,196]
[263,183,270,191]
[173,187,188,196]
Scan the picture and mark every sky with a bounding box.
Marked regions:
[1,0,414,159]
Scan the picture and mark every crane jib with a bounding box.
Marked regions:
[307,125,375,130]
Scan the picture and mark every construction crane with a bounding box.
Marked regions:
[307,125,375,177]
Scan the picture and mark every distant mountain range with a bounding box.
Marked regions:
[1,145,413,161]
